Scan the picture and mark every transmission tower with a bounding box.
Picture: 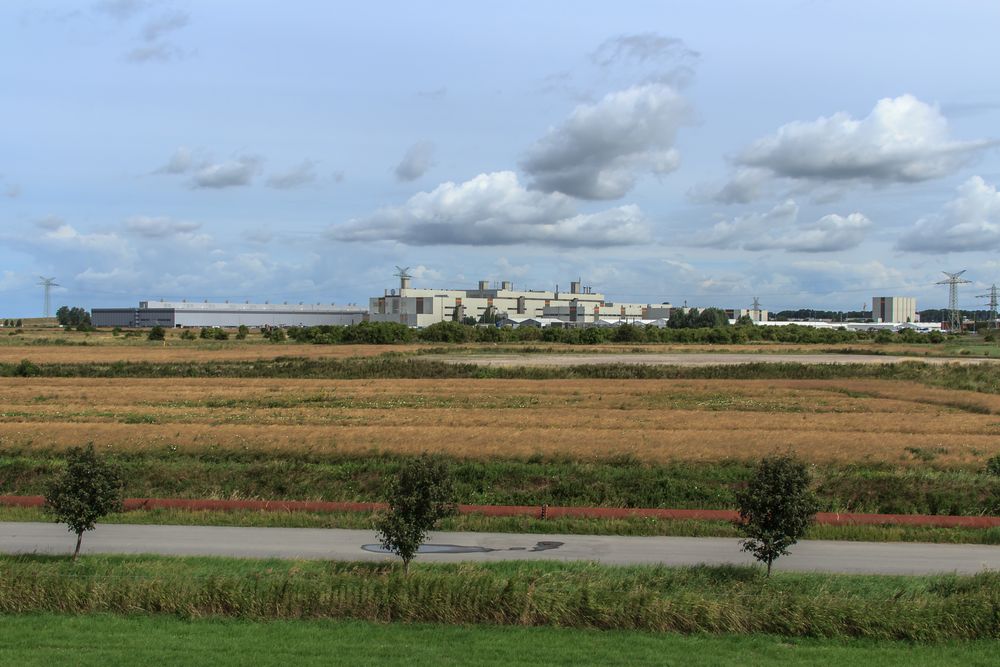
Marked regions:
[37,276,59,318]
[749,297,762,322]
[936,270,971,332]
[977,284,999,326]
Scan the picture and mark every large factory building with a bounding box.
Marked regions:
[369,273,672,327]
[871,296,917,323]
[92,300,367,328]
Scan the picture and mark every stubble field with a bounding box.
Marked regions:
[2,377,998,465]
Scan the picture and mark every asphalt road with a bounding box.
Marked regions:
[426,352,999,367]
[3,522,998,575]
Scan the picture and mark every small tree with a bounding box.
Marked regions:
[375,455,456,573]
[147,325,165,341]
[45,445,124,560]
[236,324,249,340]
[736,455,818,576]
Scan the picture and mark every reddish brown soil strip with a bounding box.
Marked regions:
[5,495,999,529]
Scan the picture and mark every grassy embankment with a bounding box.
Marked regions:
[5,505,1000,544]
[1,614,995,666]
[2,555,999,641]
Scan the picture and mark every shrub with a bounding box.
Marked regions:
[147,326,166,341]
[736,455,818,576]
[986,455,1000,477]
[376,455,457,573]
[179,329,197,340]
[236,325,249,340]
[44,444,124,560]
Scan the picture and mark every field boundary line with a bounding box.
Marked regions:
[3,495,999,528]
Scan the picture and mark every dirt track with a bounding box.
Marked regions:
[428,353,1000,367]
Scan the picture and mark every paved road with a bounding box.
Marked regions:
[3,522,998,575]
[426,352,999,367]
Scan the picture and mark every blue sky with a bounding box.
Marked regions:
[3,0,1000,317]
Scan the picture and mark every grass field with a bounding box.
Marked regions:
[4,375,1000,515]
[3,555,998,640]
[1,614,994,666]
[2,377,998,466]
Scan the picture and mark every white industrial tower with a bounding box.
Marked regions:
[936,271,971,331]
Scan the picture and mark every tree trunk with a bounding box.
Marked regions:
[73,531,83,561]
[766,557,772,577]
[403,558,410,575]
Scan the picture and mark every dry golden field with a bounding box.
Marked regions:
[2,377,997,466]
[0,343,422,364]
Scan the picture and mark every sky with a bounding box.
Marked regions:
[3,0,1000,317]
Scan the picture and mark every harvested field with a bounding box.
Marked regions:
[2,377,998,466]
[0,344,420,364]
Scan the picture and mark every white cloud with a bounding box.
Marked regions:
[897,176,1000,252]
[192,156,261,188]
[332,171,651,247]
[394,141,435,182]
[724,95,996,198]
[142,10,188,42]
[154,146,194,174]
[123,216,202,239]
[267,160,317,189]
[521,83,692,199]
[698,199,872,253]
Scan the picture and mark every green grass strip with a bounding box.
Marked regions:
[0,613,996,666]
[2,555,998,640]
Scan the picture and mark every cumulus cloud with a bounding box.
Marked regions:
[394,141,435,182]
[697,199,871,253]
[142,10,188,41]
[192,156,261,189]
[897,176,1000,252]
[521,83,691,199]
[714,95,997,201]
[154,146,194,174]
[590,33,699,86]
[332,171,651,247]
[123,216,202,239]
[267,160,318,189]
[125,42,180,63]
[92,0,150,20]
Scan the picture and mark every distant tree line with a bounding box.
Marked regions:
[280,320,947,346]
[55,306,93,329]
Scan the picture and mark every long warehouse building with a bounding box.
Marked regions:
[92,300,367,328]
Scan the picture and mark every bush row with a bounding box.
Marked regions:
[4,453,998,515]
[1,556,997,640]
[281,321,947,345]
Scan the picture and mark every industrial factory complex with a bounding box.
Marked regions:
[88,269,942,332]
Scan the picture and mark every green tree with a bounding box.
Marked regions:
[375,455,456,573]
[236,324,249,340]
[736,455,818,576]
[44,444,124,560]
[147,326,166,341]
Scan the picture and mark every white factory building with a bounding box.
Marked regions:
[92,300,367,328]
[871,296,917,324]
[369,273,673,328]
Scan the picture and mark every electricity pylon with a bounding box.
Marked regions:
[37,276,59,318]
[977,283,999,326]
[936,271,971,332]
